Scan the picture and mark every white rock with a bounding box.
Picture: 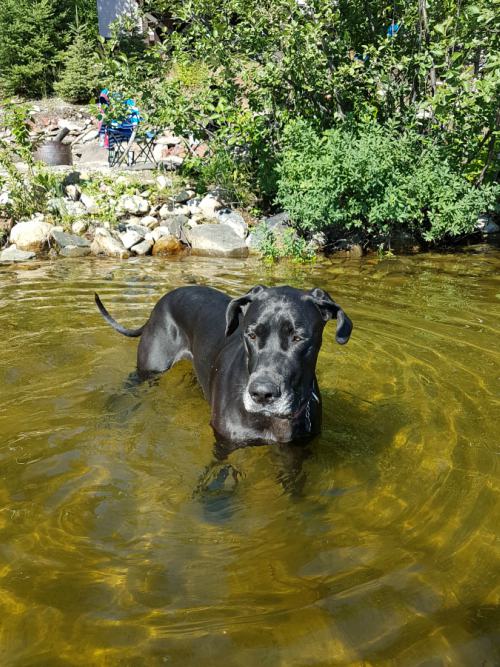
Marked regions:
[0,191,11,206]
[119,230,143,249]
[82,129,99,143]
[117,195,150,216]
[198,195,222,220]
[130,239,153,255]
[147,226,171,243]
[186,224,248,258]
[80,193,98,214]
[156,174,173,190]
[141,215,159,229]
[65,184,81,201]
[90,228,129,258]
[0,245,36,262]
[10,217,53,252]
[217,210,248,238]
[72,219,88,235]
[58,118,85,133]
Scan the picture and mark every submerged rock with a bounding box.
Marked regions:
[0,245,36,262]
[59,245,91,257]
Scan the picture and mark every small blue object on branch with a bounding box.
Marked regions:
[387,23,401,38]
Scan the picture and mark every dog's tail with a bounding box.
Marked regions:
[95,293,145,338]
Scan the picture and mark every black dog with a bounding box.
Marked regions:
[95,285,352,444]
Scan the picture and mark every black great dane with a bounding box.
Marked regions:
[95,285,353,445]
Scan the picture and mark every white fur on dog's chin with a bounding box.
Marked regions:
[243,388,294,418]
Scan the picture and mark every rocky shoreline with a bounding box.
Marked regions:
[0,172,267,263]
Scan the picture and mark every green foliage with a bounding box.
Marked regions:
[253,223,316,262]
[54,25,102,103]
[0,0,98,98]
[276,120,499,243]
[0,102,64,219]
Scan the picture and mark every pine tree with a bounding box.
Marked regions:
[54,25,102,103]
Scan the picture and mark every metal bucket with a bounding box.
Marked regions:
[35,141,73,166]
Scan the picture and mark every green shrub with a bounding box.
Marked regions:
[276,121,499,243]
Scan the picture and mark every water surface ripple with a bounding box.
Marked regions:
[0,252,499,665]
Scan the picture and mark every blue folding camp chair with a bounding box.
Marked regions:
[98,90,158,167]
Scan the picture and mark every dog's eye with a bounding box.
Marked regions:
[292,334,303,342]
[247,332,257,340]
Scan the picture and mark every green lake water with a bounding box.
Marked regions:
[0,250,499,666]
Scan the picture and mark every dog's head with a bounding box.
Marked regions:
[225,285,352,419]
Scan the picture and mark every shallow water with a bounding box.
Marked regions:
[0,250,499,666]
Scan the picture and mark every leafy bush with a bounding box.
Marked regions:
[0,102,64,220]
[276,121,499,243]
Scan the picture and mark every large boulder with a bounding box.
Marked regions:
[0,245,36,262]
[10,216,53,252]
[51,229,90,248]
[90,228,129,258]
[186,224,249,258]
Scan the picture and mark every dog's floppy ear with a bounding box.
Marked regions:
[225,285,266,336]
[307,287,353,344]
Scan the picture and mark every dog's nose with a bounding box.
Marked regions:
[249,379,281,405]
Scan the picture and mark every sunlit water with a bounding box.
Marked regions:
[0,250,499,666]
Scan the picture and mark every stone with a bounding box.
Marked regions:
[197,194,222,220]
[141,215,159,229]
[91,228,129,258]
[126,223,148,237]
[152,235,184,255]
[10,216,53,252]
[117,194,150,216]
[80,193,99,214]
[217,209,248,238]
[159,203,191,219]
[65,200,88,217]
[245,232,261,255]
[65,184,81,201]
[0,245,36,262]
[309,231,327,251]
[0,191,11,207]
[119,229,144,249]
[51,229,90,248]
[58,118,85,133]
[71,219,88,235]
[477,214,499,234]
[156,174,173,190]
[81,129,99,143]
[264,211,290,229]
[146,226,169,242]
[170,190,194,204]
[59,245,91,257]
[186,224,249,258]
[130,239,153,256]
